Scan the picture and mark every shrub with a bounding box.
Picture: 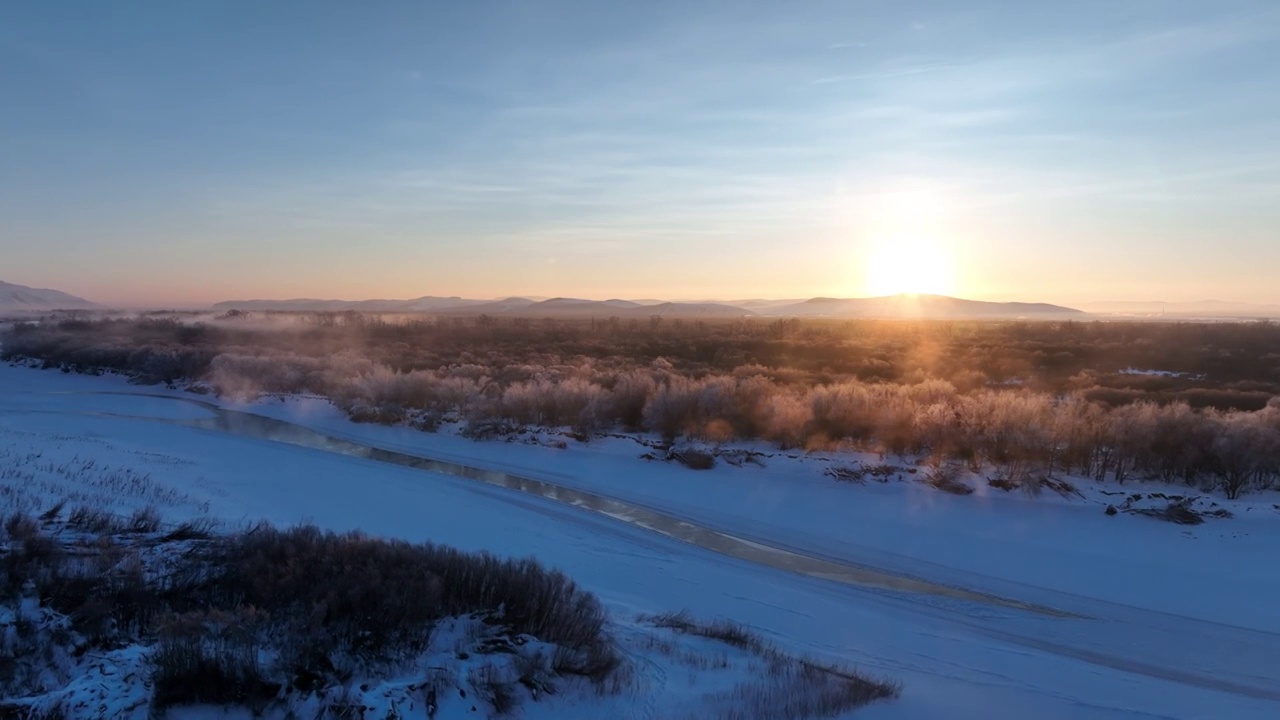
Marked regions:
[152,609,273,710]
[473,664,518,715]
[988,477,1019,492]
[461,419,522,440]
[67,506,125,534]
[191,526,612,673]
[2,516,62,598]
[38,500,67,524]
[160,518,219,541]
[4,512,40,542]
[669,449,716,471]
[127,506,162,533]
[1129,501,1205,526]
[199,526,446,666]
[9,316,1280,498]
[824,466,866,484]
[6,519,626,710]
[551,641,625,687]
[864,464,903,482]
[923,464,973,495]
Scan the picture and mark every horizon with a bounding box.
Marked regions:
[3,1,1280,306]
[10,276,1280,315]
[4,5,1280,712]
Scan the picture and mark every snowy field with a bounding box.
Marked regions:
[3,363,1279,719]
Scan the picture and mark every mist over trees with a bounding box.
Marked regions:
[5,314,1280,498]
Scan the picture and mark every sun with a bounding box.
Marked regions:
[865,236,955,296]
[860,186,957,297]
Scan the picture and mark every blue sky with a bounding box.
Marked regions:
[2,1,1278,307]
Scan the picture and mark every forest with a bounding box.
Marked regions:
[5,313,1280,498]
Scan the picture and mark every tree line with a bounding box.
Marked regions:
[4,315,1279,498]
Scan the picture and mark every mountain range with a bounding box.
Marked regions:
[765,295,1085,319]
[213,293,1085,319]
[208,296,482,313]
[0,280,101,313]
[16,277,1280,320]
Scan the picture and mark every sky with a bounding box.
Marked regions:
[2,1,1279,308]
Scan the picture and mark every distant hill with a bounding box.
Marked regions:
[617,302,754,318]
[0,280,101,313]
[523,299,754,318]
[1078,300,1280,319]
[207,293,1086,319]
[767,295,1084,319]
[212,296,482,313]
[441,297,538,314]
[438,298,753,318]
[524,298,643,312]
[727,298,808,310]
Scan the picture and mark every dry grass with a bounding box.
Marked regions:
[705,658,900,720]
[647,611,767,654]
[648,611,899,720]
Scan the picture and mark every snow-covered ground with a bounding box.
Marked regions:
[3,364,1279,719]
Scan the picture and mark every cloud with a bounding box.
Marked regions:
[193,2,1280,275]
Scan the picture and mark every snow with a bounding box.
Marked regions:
[1118,368,1206,380]
[3,363,1279,719]
[217,390,1280,632]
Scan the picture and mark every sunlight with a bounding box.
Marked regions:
[861,185,957,297]
[865,236,955,296]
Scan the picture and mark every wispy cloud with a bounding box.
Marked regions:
[11,1,1278,302]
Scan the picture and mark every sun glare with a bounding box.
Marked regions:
[861,185,957,297]
[865,236,955,297]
